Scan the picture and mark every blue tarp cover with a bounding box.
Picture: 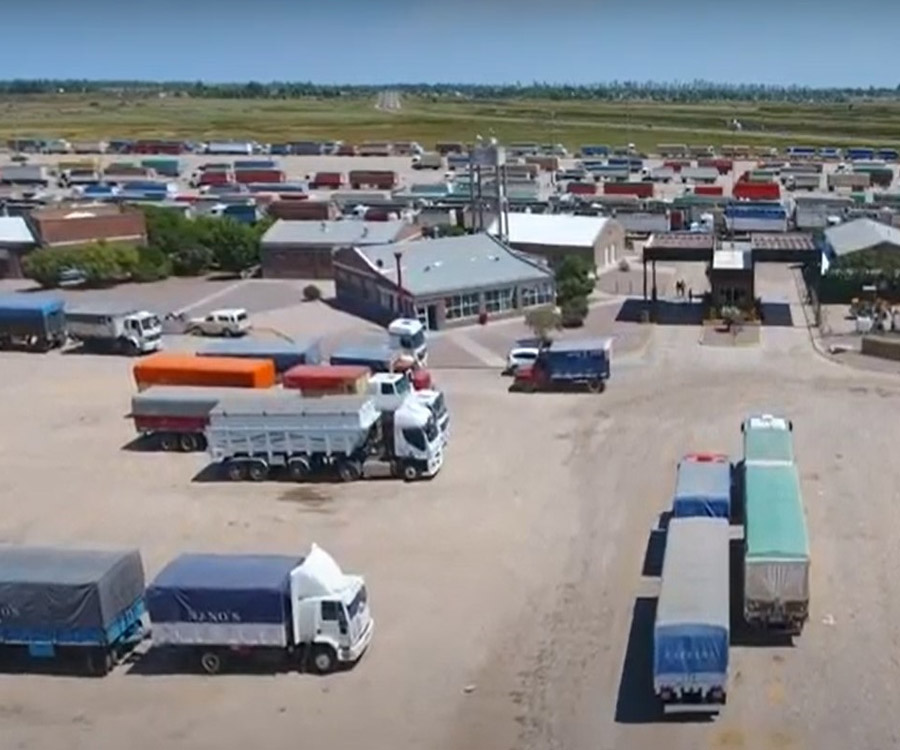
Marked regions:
[147,554,300,625]
[654,623,729,678]
[0,294,64,319]
[673,458,731,519]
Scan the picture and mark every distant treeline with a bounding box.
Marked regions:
[2,79,900,102]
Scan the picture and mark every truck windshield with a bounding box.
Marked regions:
[394,376,411,397]
[141,315,160,330]
[347,585,368,619]
[424,418,439,442]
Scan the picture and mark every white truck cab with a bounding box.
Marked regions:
[368,372,449,444]
[189,308,250,337]
[388,317,427,365]
[388,400,444,480]
[66,306,162,355]
[289,544,373,673]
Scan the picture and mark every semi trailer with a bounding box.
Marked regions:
[672,453,732,519]
[741,414,794,464]
[0,294,67,351]
[133,354,276,390]
[197,338,321,374]
[146,544,372,675]
[205,393,443,482]
[654,517,730,713]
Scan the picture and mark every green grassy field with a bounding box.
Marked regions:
[3,93,900,151]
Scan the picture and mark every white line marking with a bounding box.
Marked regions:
[173,280,249,316]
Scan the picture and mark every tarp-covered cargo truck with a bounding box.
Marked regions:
[146,544,373,675]
[66,305,163,355]
[133,354,276,391]
[205,393,443,482]
[673,453,732,519]
[742,414,794,464]
[654,517,730,714]
[197,338,321,374]
[513,338,611,393]
[743,462,810,634]
[282,364,369,396]
[130,386,287,452]
[0,546,146,675]
[0,294,67,352]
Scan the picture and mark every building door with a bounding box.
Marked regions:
[426,305,438,331]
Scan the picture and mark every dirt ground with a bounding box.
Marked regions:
[2,266,900,750]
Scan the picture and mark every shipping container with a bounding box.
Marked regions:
[234,169,285,185]
[603,181,653,198]
[348,170,397,190]
[133,354,276,391]
[310,172,344,189]
[282,364,370,396]
[733,182,781,201]
[673,453,731,519]
[566,181,597,196]
[743,462,809,632]
[694,185,724,196]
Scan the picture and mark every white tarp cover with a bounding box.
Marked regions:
[744,559,809,603]
[291,544,350,598]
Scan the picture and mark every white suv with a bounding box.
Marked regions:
[188,308,250,337]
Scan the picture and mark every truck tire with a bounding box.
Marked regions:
[586,379,605,394]
[247,461,267,482]
[225,461,246,481]
[200,650,223,674]
[402,463,420,482]
[119,338,138,356]
[337,459,362,482]
[287,458,311,482]
[178,433,199,452]
[310,645,337,675]
[87,648,112,676]
[159,433,178,452]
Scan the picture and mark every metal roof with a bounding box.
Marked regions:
[751,233,816,252]
[487,213,610,249]
[0,216,36,245]
[712,249,752,271]
[646,232,715,250]
[356,233,553,297]
[824,218,900,257]
[262,219,409,247]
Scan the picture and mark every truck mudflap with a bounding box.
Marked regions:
[744,601,808,633]
[339,617,374,663]
[657,683,726,714]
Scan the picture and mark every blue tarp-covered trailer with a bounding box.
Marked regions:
[673,453,732,519]
[0,546,146,672]
[329,343,398,372]
[0,294,67,351]
[146,554,301,648]
[198,338,321,373]
[654,517,730,712]
[544,338,612,382]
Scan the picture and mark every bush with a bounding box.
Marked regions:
[23,242,144,289]
[618,257,631,272]
[524,305,561,342]
[302,283,323,301]
[132,245,172,283]
[171,245,213,276]
[22,249,63,288]
[560,296,590,328]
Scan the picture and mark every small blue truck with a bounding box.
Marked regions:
[654,517,730,714]
[0,546,146,675]
[672,453,732,520]
[513,338,611,393]
[0,294,67,352]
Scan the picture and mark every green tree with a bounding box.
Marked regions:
[22,248,65,288]
[132,245,172,283]
[204,218,261,274]
[555,255,594,306]
[524,305,561,343]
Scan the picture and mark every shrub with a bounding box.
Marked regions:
[618,257,630,272]
[560,296,590,328]
[22,249,64,288]
[524,305,561,342]
[171,245,213,276]
[302,283,323,302]
[132,245,172,283]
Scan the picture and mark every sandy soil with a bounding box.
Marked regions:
[1,266,900,750]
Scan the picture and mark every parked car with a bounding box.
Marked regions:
[505,344,540,375]
[187,308,250,337]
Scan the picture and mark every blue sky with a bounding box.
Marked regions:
[0,0,896,87]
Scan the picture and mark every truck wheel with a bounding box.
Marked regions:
[179,433,199,452]
[310,645,336,675]
[159,433,178,452]
[200,651,223,674]
[337,460,362,482]
[288,458,311,482]
[247,461,267,482]
[225,462,246,481]
[120,338,138,356]
[586,379,605,394]
[402,463,420,482]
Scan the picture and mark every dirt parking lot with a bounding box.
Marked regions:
[2,266,900,750]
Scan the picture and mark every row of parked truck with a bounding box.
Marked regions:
[652,414,809,715]
[129,348,449,483]
[0,543,372,676]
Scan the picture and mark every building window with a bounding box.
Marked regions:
[444,292,480,320]
[520,282,555,308]
[484,287,515,313]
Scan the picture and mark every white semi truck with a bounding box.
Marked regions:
[205,393,443,482]
[368,372,449,444]
[388,318,428,365]
[65,305,162,355]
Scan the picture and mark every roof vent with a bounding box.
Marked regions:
[375,258,384,268]
[424,264,431,272]
[320,221,326,231]
[362,226,369,238]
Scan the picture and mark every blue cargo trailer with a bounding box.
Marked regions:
[329,343,400,372]
[0,294,67,351]
[654,517,730,713]
[580,145,610,157]
[878,149,899,162]
[0,546,146,674]
[847,147,876,161]
[673,453,732,519]
[198,337,321,373]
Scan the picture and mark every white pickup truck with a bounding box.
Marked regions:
[188,308,250,337]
